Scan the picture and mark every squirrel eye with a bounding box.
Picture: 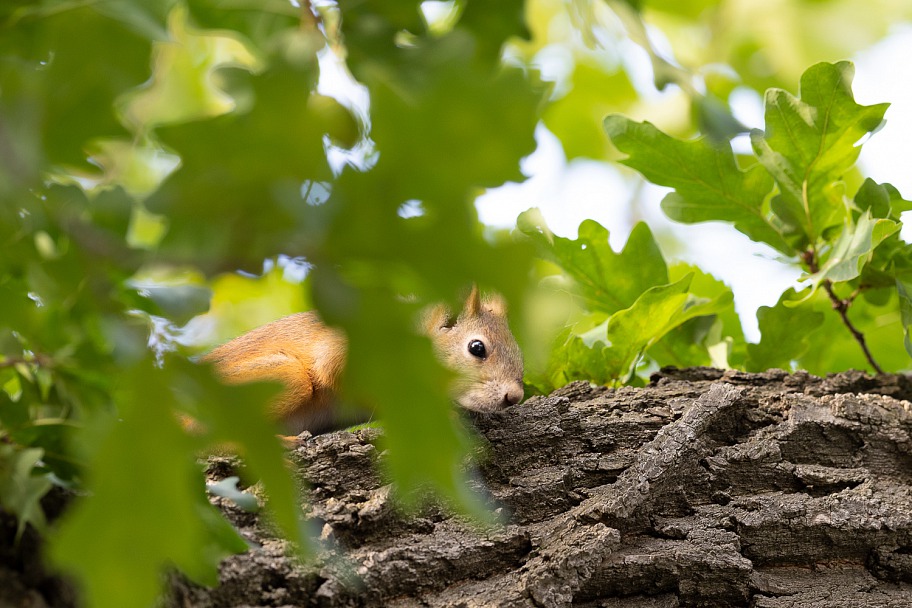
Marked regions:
[468,339,487,359]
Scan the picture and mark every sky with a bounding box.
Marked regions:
[476,24,912,341]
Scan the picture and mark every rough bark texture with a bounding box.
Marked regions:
[162,368,912,607]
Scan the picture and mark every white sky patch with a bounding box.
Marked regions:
[853,24,912,241]
[398,199,425,218]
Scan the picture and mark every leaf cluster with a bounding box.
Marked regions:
[1,0,541,606]
[523,61,911,393]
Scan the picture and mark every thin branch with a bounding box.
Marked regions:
[0,354,53,370]
[299,0,321,32]
[803,250,884,374]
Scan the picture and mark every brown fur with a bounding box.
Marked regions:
[202,288,524,438]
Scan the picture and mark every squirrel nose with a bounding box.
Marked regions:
[502,386,523,407]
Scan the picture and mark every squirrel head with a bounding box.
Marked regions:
[423,285,524,412]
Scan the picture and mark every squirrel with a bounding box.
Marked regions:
[202,286,524,438]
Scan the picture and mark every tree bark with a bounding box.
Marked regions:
[165,368,912,606]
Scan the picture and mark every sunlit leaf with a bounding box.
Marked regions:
[802,210,899,291]
[649,263,745,369]
[593,272,738,382]
[517,209,668,314]
[604,114,791,254]
[543,60,637,160]
[119,4,263,131]
[745,289,825,372]
[0,444,52,541]
[750,61,888,245]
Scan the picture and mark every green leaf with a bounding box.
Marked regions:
[459,0,530,62]
[542,60,637,160]
[50,362,279,608]
[6,419,82,483]
[168,359,303,544]
[594,276,691,383]
[898,277,912,358]
[314,278,486,518]
[796,288,908,374]
[745,289,825,372]
[117,4,263,131]
[0,444,52,541]
[853,179,912,221]
[0,4,160,170]
[805,211,899,289]
[604,114,791,254]
[649,263,746,369]
[517,210,668,314]
[147,59,341,270]
[545,326,618,388]
[366,44,542,201]
[750,61,889,245]
[598,272,740,382]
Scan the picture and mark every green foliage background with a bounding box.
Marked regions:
[2,0,912,606]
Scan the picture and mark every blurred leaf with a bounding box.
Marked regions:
[184,0,298,46]
[693,93,748,141]
[50,362,278,608]
[750,61,888,246]
[604,114,791,254]
[119,4,263,131]
[317,280,484,517]
[645,0,722,20]
[200,264,311,347]
[367,42,542,201]
[171,358,304,544]
[147,59,337,270]
[542,60,637,160]
[459,0,530,61]
[127,266,212,326]
[745,290,825,372]
[126,202,170,249]
[0,4,160,170]
[0,444,52,541]
[5,419,82,483]
[898,277,912,358]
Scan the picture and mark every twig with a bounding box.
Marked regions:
[0,354,53,369]
[299,0,321,32]
[802,250,884,374]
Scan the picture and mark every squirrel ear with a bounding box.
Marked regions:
[463,284,481,317]
[423,304,455,333]
[483,293,507,317]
